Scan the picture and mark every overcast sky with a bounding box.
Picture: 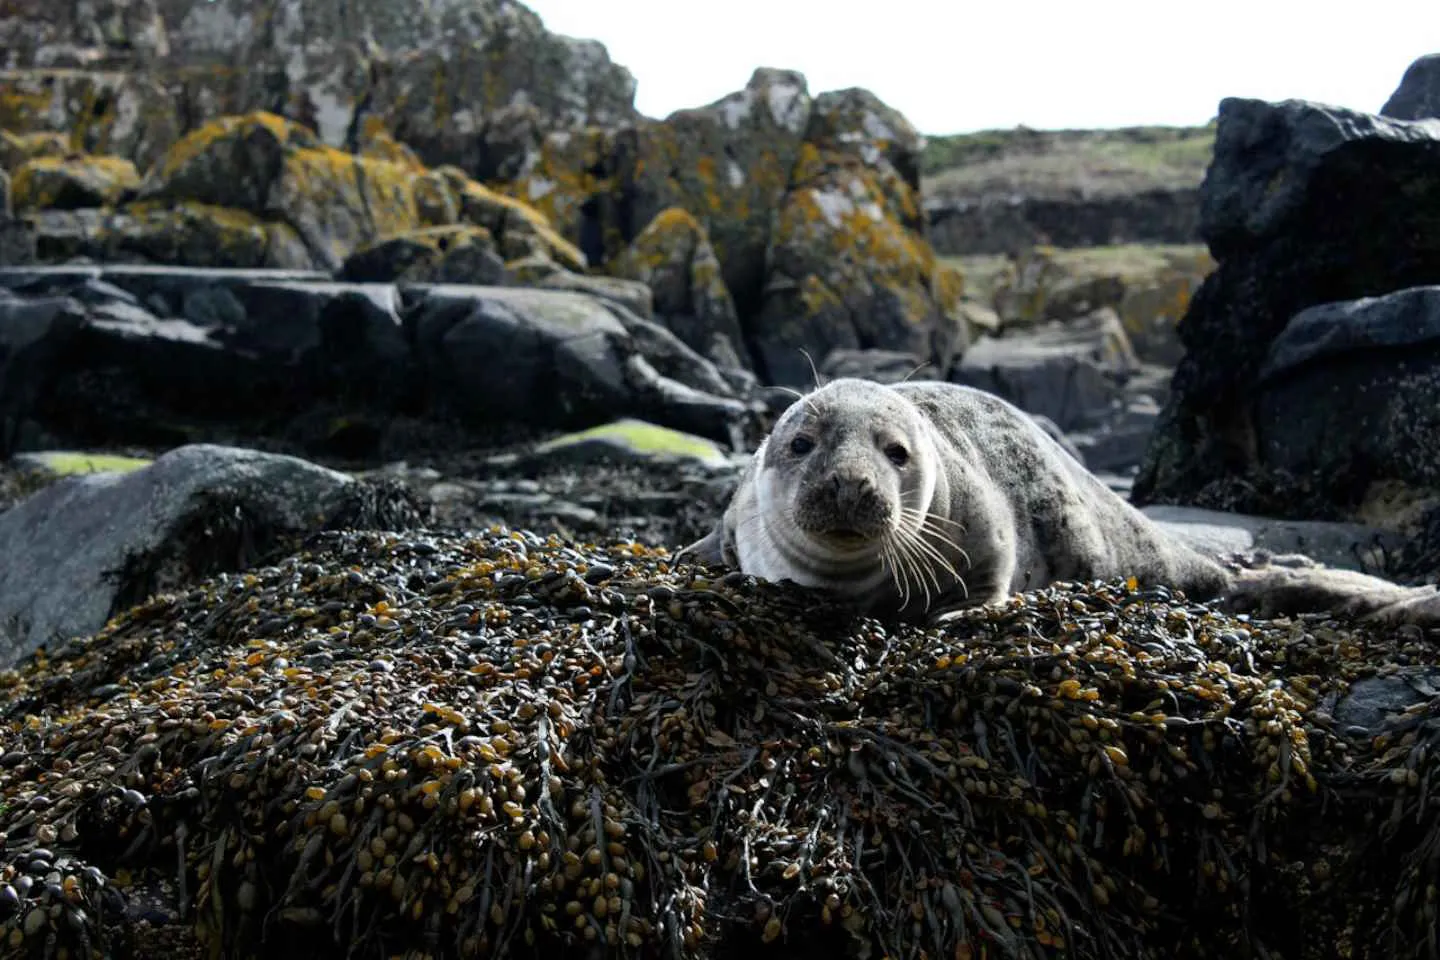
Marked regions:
[523,0,1438,134]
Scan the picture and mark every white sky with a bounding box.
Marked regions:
[524,0,1440,134]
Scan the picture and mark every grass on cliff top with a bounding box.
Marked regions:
[921,124,1216,200]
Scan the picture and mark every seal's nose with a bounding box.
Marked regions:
[830,473,876,516]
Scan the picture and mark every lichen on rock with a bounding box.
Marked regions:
[11,153,140,211]
[612,206,747,366]
[755,130,951,385]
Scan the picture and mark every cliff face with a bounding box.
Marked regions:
[920,125,1213,255]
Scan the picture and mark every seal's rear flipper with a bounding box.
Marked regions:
[675,527,726,567]
[1223,565,1440,626]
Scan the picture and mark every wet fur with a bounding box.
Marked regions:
[681,378,1440,628]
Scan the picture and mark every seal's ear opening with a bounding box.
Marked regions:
[676,528,725,567]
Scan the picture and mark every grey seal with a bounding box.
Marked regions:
[679,378,1440,626]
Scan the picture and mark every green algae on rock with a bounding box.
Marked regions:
[530,419,731,468]
[0,527,1436,959]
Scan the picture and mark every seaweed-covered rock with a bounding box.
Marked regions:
[1134,98,1440,515]
[0,443,361,665]
[0,526,1437,958]
[1381,53,1440,120]
[338,225,508,285]
[10,153,140,210]
[612,206,747,367]
[28,202,317,269]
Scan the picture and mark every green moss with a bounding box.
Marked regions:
[22,451,153,476]
[534,419,728,466]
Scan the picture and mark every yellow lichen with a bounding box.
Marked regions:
[11,154,141,210]
[157,111,315,182]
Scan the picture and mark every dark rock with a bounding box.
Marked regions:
[1380,53,1440,120]
[0,288,86,455]
[338,226,509,286]
[949,308,1139,432]
[1248,288,1440,515]
[406,284,747,445]
[1135,98,1440,511]
[0,444,358,667]
[1331,667,1440,734]
[820,348,937,384]
[1141,505,1408,575]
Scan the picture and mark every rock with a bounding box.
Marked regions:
[1331,667,1440,734]
[755,87,960,385]
[0,219,34,265]
[437,168,587,272]
[0,69,180,172]
[819,348,937,384]
[0,167,9,219]
[11,153,140,211]
[525,419,732,470]
[628,68,815,318]
[1140,504,1408,574]
[28,202,317,269]
[137,112,425,271]
[599,307,740,402]
[1249,287,1440,526]
[408,284,747,445]
[949,308,1139,431]
[1381,53,1440,120]
[0,443,358,667]
[1,1,636,172]
[1135,98,1440,513]
[611,207,746,367]
[338,225,508,285]
[11,450,153,477]
[0,287,87,454]
[510,255,655,320]
[0,130,69,172]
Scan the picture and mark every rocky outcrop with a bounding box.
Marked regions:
[1381,53,1440,120]
[0,264,756,458]
[490,71,964,384]
[753,89,966,385]
[0,0,637,171]
[1134,98,1440,551]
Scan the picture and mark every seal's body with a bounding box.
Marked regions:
[681,378,1440,626]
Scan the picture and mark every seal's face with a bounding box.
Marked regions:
[754,379,938,562]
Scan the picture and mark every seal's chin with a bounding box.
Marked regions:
[810,526,884,552]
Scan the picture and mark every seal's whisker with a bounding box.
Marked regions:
[797,348,826,392]
[888,526,943,610]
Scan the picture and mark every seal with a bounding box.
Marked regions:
[678,377,1440,626]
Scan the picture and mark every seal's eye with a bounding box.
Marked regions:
[789,435,815,456]
[884,443,909,466]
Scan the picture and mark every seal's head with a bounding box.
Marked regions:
[731,378,951,604]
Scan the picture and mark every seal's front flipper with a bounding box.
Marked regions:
[675,527,726,568]
[1223,565,1439,625]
